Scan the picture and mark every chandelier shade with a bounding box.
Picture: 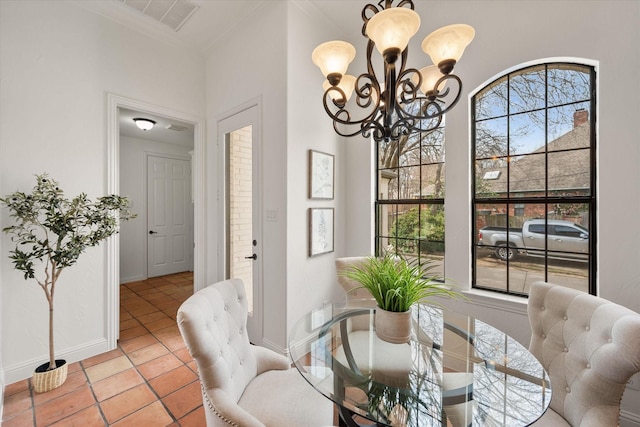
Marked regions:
[412,65,443,98]
[312,41,356,84]
[366,7,420,56]
[313,0,474,142]
[422,24,475,74]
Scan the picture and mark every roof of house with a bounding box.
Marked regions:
[479,122,591,195]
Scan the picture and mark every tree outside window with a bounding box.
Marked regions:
[377,126,445,277]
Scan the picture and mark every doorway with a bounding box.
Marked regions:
[217,103,263,344]
[107,93,205,348]
[118,108,194,282]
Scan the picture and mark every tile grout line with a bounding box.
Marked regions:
[79,359,111,426]
[118,283,182,424]
[2,272,198,427]
[127,274,201,422]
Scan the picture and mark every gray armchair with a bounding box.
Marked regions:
[177,278,334,427]
[528,281,640,426]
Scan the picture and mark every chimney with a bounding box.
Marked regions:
[574,109,588,128]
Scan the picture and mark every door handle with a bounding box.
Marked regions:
[149,230,158,234]
[245,254,257,260]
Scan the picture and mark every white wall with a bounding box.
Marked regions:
[0,0,205,383]
[119,136,194,283]
[285,2,354,344]
[204,3,289,349]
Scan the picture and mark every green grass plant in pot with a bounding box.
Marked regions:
[341,254,463,343]
[0,174,135,392]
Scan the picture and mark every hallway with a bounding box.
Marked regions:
[2,272,205,426]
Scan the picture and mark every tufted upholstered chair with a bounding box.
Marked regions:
[335,256,376,305]
[527,281,640,426]
[177,278,334,427]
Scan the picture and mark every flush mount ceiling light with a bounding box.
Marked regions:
[133,118,156,131]
[312,0,475,142]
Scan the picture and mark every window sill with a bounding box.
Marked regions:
[460,288,529,316]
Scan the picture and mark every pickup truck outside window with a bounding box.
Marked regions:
[472,61,596,297]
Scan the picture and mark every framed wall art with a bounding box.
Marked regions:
[309,207,334,257]
[308,149,334,200]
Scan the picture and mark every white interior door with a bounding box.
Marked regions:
[147,155,192,278]
[218,105,262,344]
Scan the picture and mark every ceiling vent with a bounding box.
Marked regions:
[118,0,198,32]
[167,124,188,132]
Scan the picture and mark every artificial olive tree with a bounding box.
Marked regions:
[1,174,135,371]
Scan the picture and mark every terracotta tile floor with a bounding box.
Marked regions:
[2,271,205,427]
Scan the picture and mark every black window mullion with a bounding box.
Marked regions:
[472,62,595,297]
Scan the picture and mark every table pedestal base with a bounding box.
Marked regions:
[339,406,385,427]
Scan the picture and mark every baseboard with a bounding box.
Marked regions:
[3,338,111,384]
[261,338,287,356]
[621,409,640,427]
[120,274,146,284]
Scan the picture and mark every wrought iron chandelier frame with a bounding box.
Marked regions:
[321,0,467,142]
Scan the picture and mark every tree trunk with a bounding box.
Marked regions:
[48,300,56,370]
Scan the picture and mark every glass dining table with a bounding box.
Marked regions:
[288,301,551,427]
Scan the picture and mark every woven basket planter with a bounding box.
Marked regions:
[33,360,68,393]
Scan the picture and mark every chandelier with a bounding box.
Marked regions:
[312,0,474,142]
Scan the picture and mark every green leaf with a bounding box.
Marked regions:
[339,253,465,312]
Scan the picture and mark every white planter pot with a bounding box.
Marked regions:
[374,307,411,344]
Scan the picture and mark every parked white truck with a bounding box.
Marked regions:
[477,219,589,261]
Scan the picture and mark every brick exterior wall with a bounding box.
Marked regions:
[229,126,254,311]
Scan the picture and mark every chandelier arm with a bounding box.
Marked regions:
[361,4,380,36]
[390,111,444,137]
[393,74,463,124]
[396,66,421,105]
[431,74,464,115]
[322,84,385,139]
[334,121,373,139]
[331,108,377,139]
[361,118,385,139]
[396,44,409,78]
[389,118,415,140]
[365,40,378,82]
[322,85,378,127]
[354,73,380,110]
[395,0,415,10]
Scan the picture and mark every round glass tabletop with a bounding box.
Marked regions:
[289,302,551,426]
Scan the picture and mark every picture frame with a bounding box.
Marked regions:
[308,150,334,200]
[309,207,334,257]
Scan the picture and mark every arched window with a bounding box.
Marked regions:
[472,62,596,296]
